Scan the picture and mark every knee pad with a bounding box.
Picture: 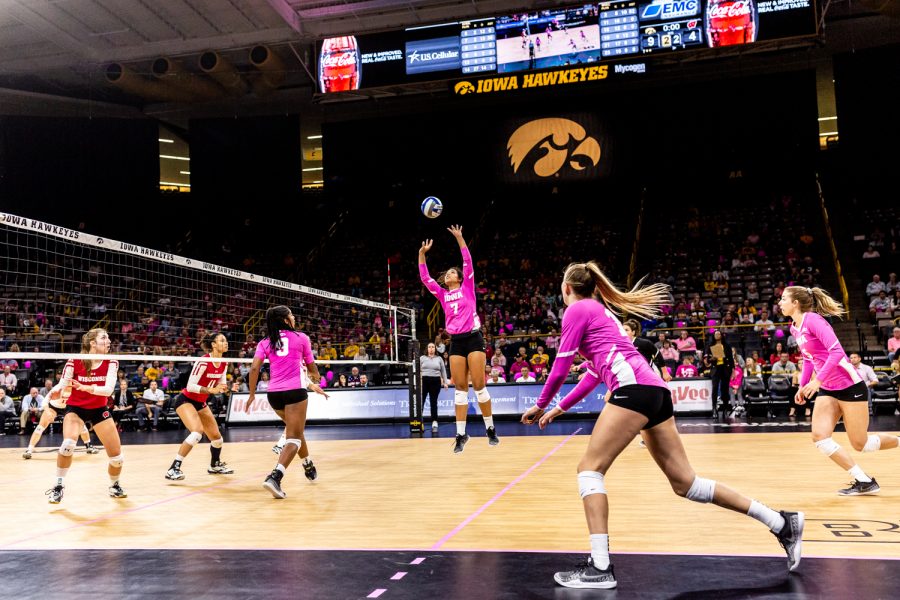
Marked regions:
[210,437,223,449]
[108,454,124,468]
[686,476,716,503]
[58,439,77,457]
[577,471,606,499]
[454,390,469,406]
[475,388,491,404]
[815,437,841,457]
[33,425,44,435]
[862,434,881,453]
[284,438,302,450]
[184,431,203,447]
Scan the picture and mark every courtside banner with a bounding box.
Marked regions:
[668,378,714,412]
[227,382,607,423]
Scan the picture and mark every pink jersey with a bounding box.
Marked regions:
[791,311,860,390]
[254,330,315,392]
[537,299,666,411]
[419,246,481,335]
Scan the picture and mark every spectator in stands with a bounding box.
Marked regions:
[746,282,760,302]
[674,329,697,358]
[769,342,790,365]
[660,340,679,371]
[888,327,900,361]
[0,348,18,371]
[111,379,136,431]
[129,366,146,387]
[354,344,370,361]
[333,374,349,388]
[39,378,54,399]
[359,374,370,388]
[886,273,899,294]
[849,352,878,416]
[490,352,507,374]
[0,388,14,434]
[862,245,881,259]
[487,369,505,384]
[675,356,698,378]
[347,367,361,387]
[869,291,890,316]
[771,353,798,376]
[530,345,550,369]
[511,348,530,375]
[744,357,762,378]
[257,371,271,392]
[544,327,559,354]
[434,334,446,356]
[891,290,900,314]
[145,361,161,381]
[515,366,536,383]
[1,366,16,394]
[729,362,743,410]
[231,376,249,393]
[654,332,668,349]
[136,380,165,431]
[321,341,337,364]
[18,386,44,433]
[721,312,738,334]
[866,274,885,299]
[343,339,360,360]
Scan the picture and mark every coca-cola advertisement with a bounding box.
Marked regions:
[319,36,362,92]
[705,0,757,47]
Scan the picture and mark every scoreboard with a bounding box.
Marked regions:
[317,0,817,93]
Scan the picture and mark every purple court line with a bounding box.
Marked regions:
[430,428,583,550]
[390,572,406,580]
[2,438,396,550]
[367,589,386,598]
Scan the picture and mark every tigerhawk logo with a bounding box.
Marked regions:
[454,81,476,95]
[507,118,601,177]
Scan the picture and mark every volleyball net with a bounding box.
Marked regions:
[0,212,422,428]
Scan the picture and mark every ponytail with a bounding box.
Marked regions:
[784,286,845,318]
[563,262,670,320]
[265,305,293,351]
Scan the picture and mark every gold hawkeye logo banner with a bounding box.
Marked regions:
[454,65,611,96]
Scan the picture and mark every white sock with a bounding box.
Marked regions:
[848,465,872,483]
[26,445,34,453]
[483,415,494,430]
[748,500,786,532]
[56,467,68,486]
[175,454,185,462]
[590,533,610,569]
[109,474,120,485]
[275,464,286,474]
[432,420,438,427]
[302,457,312,466]
[456,421,466,436]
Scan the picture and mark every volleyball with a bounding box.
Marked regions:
[421,196,443,219]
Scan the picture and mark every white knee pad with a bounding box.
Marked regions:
[454,390,469,406]
[862,434,881,453]
[686,476,716,503]
[284,438,302,450]
[108,454,124,468]
[58,439,77,457]
[33,425,45,435]
[815,437,841,457]
[475,388,491,404]
[210,437,223,449]
[577,471,607,498]
[184,431,203,447]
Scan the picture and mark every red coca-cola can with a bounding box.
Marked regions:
[319,36,361,93]
[706,0,758,47]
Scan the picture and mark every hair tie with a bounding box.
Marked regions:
[806,287,812,294]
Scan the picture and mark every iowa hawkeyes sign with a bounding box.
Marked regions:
[505,118,603,179]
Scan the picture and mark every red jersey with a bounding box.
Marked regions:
[182,354,228,404]
[62,359,119,409]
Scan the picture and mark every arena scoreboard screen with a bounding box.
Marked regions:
[317,0,817,93]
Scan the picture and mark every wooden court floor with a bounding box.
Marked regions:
[2,431,899,559]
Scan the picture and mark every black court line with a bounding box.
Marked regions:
[0,550,896,599]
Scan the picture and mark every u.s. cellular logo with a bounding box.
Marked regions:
[640,0,700,21]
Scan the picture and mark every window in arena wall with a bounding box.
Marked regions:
[301,122,323,190]
[159,124,191,192]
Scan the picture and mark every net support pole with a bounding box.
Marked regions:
[408,338,422,437]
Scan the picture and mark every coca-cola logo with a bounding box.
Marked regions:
[321,51,357,68]
[708,0,751,19]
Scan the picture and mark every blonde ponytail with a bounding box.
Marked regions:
[564,262,670,320]
[784,286,845,318]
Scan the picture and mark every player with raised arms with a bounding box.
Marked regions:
[419,225,498,453]
[520,262,804,589]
